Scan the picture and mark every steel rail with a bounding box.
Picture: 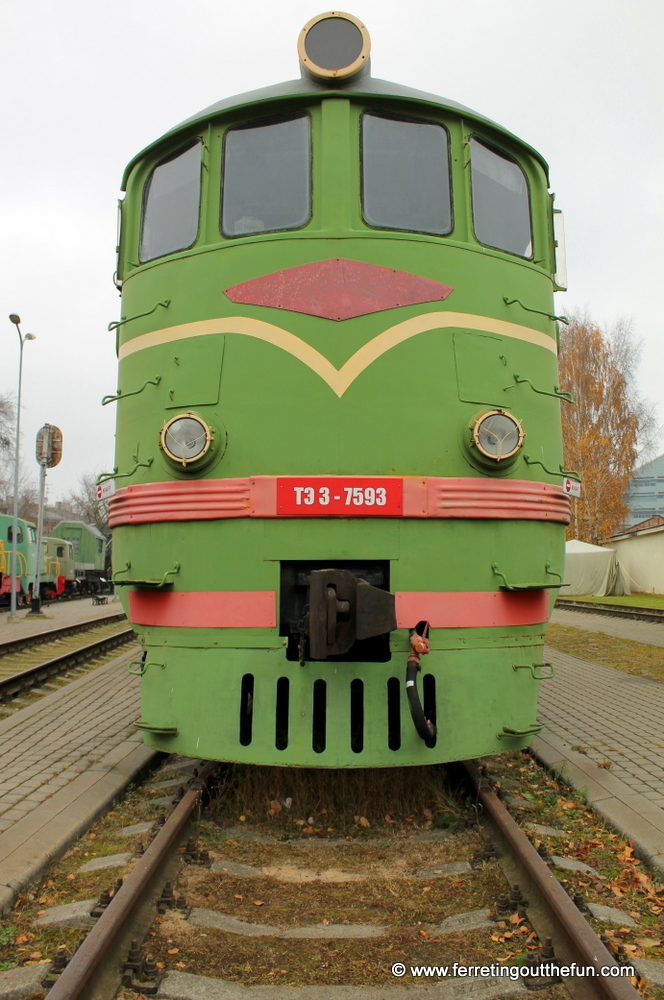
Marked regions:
[0,613,127,658]
[47,762,216,1000]
[556,599,664,624]
[0,628,136,701]
[464,761,639,1000]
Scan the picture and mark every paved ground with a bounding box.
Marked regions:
[0,644,157,914]
[537,610,664,874]
[0,593,125,641]
[539,645,664,807]
[551,606,664,647]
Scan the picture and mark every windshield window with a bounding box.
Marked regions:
[470,139,532,257]
[222,116,311,237]
[140,142,202,262]
[362,113,451,235]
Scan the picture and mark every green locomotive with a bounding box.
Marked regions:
[108,12,570,767]
[0,515,37,605]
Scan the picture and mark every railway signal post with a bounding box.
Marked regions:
[28,423,64,616]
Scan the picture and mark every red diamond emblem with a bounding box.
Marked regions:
[223,258,454,321]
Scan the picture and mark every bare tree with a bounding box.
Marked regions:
[558,313,658,543]
[67,472,110,535]
[609,318,660,461]
[0,395,38,520]
[0,393,14,455]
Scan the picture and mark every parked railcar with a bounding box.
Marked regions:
[49,521,108,593]
[108,13,571,766]
[0,515,37,605]
[40,536,78,599]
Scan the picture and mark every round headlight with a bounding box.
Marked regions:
[473,411,524,461]
[298,12,370,80]
[161,413,211,466]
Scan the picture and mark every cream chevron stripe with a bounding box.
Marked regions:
[118,311,557,397]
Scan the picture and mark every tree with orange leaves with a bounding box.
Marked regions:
[558,315,656,543]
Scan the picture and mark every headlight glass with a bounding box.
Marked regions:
[298,12,370,80]
[473,411,524,461]
[161,414,211,466]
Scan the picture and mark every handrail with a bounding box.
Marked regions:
[503,296,569,325]
[508,374,574,403]
[107,299,170,332]
[523,455,581,482]
[102,376,161,406]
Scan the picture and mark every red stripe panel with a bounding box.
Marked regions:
[109,477,570,526]
[427,478,570,522]
[129,591,276,628]
[128,590,546,631]
[395,590,549,629]
[109,479,251,527]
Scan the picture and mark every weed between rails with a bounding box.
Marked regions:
[210,763,466,835]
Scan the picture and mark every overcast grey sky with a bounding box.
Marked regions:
[1,0,662,501]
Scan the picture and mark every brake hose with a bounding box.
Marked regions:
[406,625,436,742]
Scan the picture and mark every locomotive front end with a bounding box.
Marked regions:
[108,13,570,767]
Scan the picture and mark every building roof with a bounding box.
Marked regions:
[610,514,664,541]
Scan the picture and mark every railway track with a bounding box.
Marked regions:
[556,599,664,624]
[0,616,136,702]
[0,612,127,658]
[37,760,640,1000]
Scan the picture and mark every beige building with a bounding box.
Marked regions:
[609,516,664,594]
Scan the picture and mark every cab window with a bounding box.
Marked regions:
[361,113,452,235]
[470,139,532,257]
[221,116,311,237]
[57,546,64,557]
[7,526,22,543]
[140,141,202,262]
[28,526,36,543]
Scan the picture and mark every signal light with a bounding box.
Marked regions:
[298,12,370,80]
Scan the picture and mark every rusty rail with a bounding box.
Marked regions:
[0,612,127,658]
[0,628,135,701]
[556,599,664,624]
[464,761,639,1000]
[47,761,216,1000]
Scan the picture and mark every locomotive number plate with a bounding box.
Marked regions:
[276,478,403,516]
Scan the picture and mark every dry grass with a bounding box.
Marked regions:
[559,595,664,609]
[181,867,504,927]
[211,764,465,833]
[546,624,664,683]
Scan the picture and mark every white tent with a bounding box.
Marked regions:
[563,539,630,597]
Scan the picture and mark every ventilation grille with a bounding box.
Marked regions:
[236,673,437,755]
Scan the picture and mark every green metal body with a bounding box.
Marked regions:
[0,515,37,601]
[40,537,76,598]
[111,78,566,767]
[50,521,106,573]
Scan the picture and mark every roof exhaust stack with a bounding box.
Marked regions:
[298,11,371,82]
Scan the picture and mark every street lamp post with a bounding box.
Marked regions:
[7,314,35,622]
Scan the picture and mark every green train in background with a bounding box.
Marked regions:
[0,515,37,604]
[50,520,108,593]
[107,12,571,767]
[0,515,107,602]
